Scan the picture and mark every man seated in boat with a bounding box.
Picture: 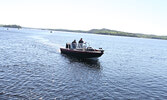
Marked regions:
[78,38,84,48]
[72,40,77,49]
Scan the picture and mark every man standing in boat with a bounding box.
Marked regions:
[78,38,84,48]
[72,40,77,49]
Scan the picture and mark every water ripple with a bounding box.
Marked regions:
[0,28,167,99]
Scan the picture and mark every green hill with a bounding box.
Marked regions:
[1,24,22,28]
[51,28,167,40]
[87,28,167,40]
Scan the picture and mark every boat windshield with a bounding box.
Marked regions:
[70,42,90,49]
[77,42,90,49]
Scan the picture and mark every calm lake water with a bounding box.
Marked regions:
[0,27,167,100]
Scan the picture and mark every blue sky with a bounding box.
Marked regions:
[0,0,167,35]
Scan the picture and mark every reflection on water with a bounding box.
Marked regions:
[61,54,101,69]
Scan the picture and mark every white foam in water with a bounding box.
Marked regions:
[30,36,62,53]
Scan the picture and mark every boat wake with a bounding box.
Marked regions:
[29,36,63,53]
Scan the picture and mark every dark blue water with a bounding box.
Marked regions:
[0,27,167,100]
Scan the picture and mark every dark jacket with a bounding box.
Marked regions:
[79,40,83,43]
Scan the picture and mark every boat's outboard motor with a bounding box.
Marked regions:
[66,43,71,49]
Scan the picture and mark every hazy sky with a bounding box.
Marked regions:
[0,0,167,35]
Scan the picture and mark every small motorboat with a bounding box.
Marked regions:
[60,43,104,59]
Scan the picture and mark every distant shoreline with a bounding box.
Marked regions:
[0,25,21,28]
[1,24,167,40]
[46,28,167,40]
